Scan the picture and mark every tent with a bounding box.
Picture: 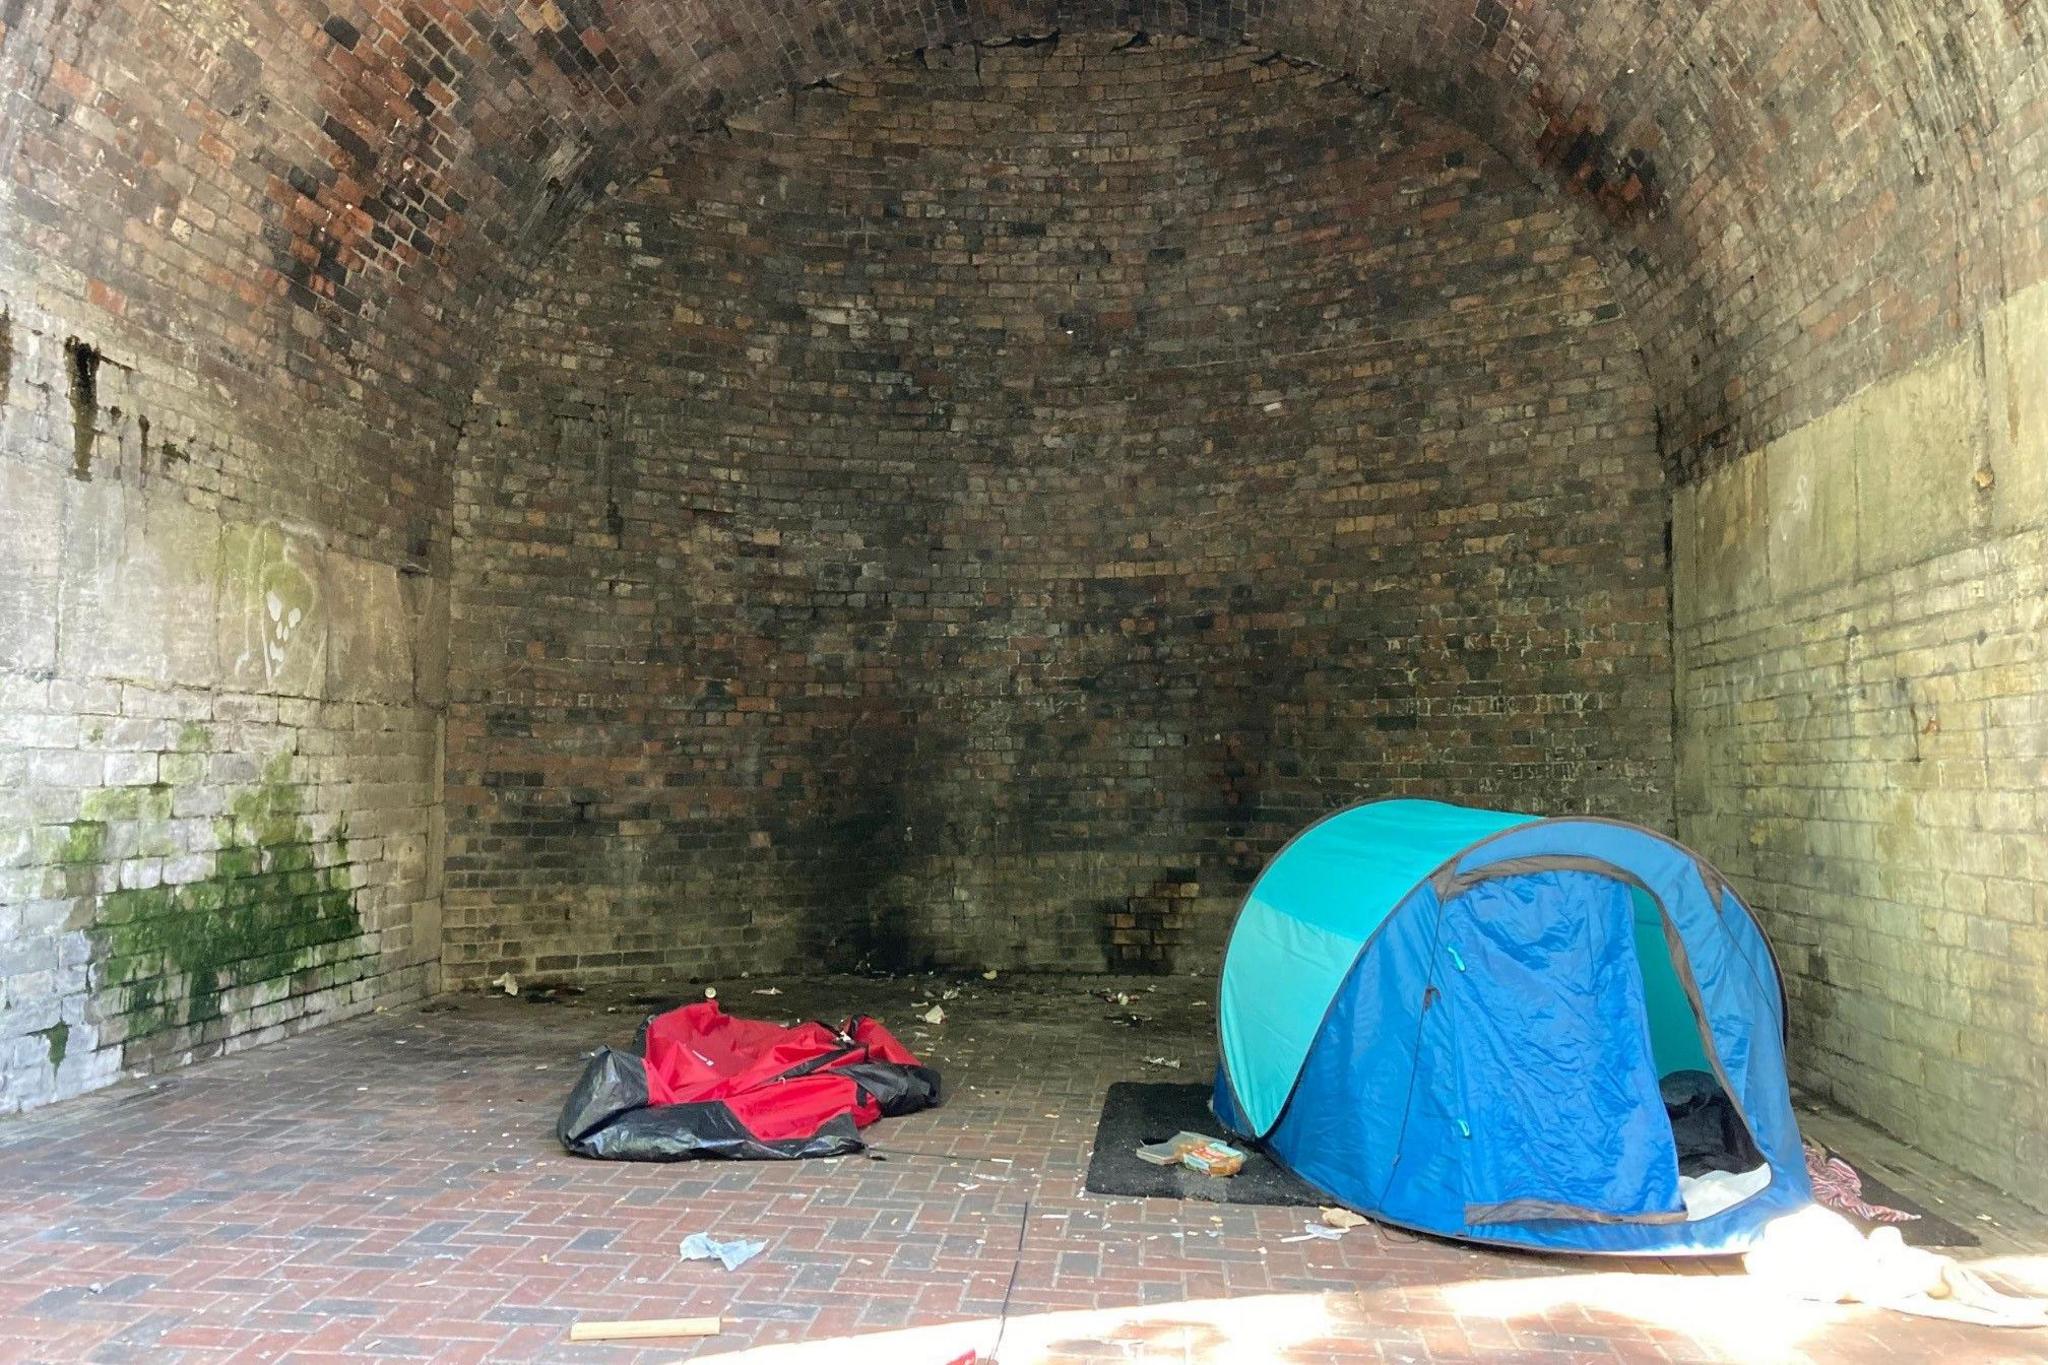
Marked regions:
[1212,798,1812,1254]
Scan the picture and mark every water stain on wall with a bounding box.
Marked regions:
[64,336,100,479]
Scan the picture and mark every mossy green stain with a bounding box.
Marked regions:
[35,1021,69,1071]
[78,784,174,824]
[60,820,107,865]
[78,753,362,1044]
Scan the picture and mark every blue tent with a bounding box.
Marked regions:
[1212,798,1811,1254]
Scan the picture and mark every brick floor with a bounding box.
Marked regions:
[0,973,2043,1363]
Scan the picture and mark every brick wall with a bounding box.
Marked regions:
[1674,278,2048,1209]
[0,0,461,1112]
[0,0,2042,1209]
[444,35,1671,985]
[0,319,448,1116]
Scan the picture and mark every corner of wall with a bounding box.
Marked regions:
[1669,276,2048,1210]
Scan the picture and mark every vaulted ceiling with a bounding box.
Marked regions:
[2,0,2042,478]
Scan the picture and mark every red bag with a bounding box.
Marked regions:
[559,1001,941,1161]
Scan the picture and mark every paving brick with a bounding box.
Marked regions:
[1,974,2031,1363]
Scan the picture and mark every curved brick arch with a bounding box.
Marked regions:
[2,0,2041,496]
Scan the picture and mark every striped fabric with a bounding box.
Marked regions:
[1803,1139,1917,1224]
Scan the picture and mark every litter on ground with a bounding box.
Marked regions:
[1746,1205,2048,1326]
[680,1232,767,1271]
[1134,1131,1245,1177]
[569,1316,722,1343]
[1280,1222,1345,1244]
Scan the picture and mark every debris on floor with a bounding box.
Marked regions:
[558,1001,941,1161]
[1133,1142,1177,1166]
[1279,1222,1345,1243]
[923,1004,946,1024]
[1133,1131,1245,1176]
[1321,1206,1370,1231]
[568,1316,722,1342]
[1141,1055,1181,1069]
[1745,1205,2048,1327]
[491,972,518,996]
[1805,1138,1917,1223]
[3,971,2036,1364]
[680,1231,767,1271]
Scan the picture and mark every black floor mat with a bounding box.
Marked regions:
[1084,1084,1983,1246]
[1827,1158,1980,1248]
[1083,1081,1324,1206]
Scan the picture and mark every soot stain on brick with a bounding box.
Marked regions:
[1529,90,1665,228]
[446,37,1672,980]
[822,800,913,970]
[63,755,361,1055]
[1101,870,1200,975]
[793,725,917,972]
[65,337,100,479]
[321,15,360,49]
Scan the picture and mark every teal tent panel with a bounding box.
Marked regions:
[1219,799,1536,1136]
[1631,886,1710,1076]
[1245,800,1537,941]
[1216,901,1358,1136]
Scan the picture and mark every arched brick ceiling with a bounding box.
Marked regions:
[2,0,2042,480]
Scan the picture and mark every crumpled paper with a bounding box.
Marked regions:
[680,1232,767,1271]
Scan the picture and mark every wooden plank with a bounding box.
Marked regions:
[567,1316,722,1342]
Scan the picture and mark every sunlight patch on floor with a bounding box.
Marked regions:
[712,1291,1343,1363]
[714,1255,2048,1365]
